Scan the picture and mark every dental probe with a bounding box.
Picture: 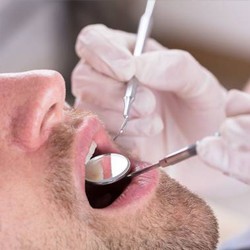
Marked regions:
[113,0,156,141]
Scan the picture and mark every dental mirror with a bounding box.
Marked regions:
[85,153,131,185]
[85,143,197,186]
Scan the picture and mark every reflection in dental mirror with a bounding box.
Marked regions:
[85,153,131,185]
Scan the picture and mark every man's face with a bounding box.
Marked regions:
[0,70,218,249]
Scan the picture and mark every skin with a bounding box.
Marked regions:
[0,70,218,250]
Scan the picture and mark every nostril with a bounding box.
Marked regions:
[40,103,57,132]
[9,70,66,151]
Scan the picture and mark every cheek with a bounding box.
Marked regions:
[0,145,47,176]
[0,111,13,144]
[0,147,50,215]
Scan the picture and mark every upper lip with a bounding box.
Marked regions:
[73,114,123,201]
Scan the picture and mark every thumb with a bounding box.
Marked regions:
[198,137,250,184]
[226,89,250,116]
[197,137,229,174]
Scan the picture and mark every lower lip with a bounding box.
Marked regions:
[73,117,160,210]
[105,162,160,209]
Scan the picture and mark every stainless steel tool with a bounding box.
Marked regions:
[85,143,197,185]
[113,0,156,141]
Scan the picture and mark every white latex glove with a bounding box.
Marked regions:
[197,90,250,185]
[72,24,227,163]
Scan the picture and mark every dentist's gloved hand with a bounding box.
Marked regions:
[197,90,250,184]
[72,24,226,163]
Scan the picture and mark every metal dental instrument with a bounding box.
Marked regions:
[85,143,197,185]
[113,0,156,141]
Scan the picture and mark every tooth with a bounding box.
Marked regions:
[85,141,97,164]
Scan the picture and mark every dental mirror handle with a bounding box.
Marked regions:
[127,143,197,179]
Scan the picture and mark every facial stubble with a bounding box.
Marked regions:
[43,110,218,250]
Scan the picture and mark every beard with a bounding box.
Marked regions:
[35,109,218,250]
[90,173,218,250]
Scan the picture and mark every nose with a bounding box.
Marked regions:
[10,70,66,151]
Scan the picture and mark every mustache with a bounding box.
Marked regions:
[44,108,95,215]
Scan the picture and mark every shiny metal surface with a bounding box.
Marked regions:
[86,143,197,185]
[114,0,156,141]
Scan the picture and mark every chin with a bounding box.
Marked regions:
[43,110,218,249]
[83,172,219,249]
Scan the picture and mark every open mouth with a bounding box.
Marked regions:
[85,175,131,209]
[84,142,132,209]
[74,115,158,210]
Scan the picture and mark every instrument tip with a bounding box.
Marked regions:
[113,117,128,141]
